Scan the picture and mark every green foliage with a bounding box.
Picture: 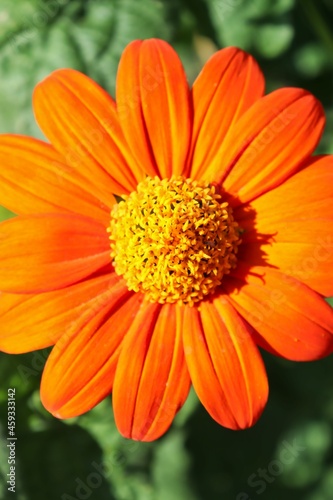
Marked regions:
[206,0,295,52]
[0,0,173,136]
[1,0,333,499]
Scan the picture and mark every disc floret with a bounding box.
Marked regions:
[108,176,241,306]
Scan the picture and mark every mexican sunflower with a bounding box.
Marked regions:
[0,38,333,442]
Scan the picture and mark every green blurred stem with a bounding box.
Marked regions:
[301,0,333,54]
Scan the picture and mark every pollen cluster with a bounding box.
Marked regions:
[108,176,241,306]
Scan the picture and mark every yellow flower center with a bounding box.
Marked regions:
[108,176,241,306]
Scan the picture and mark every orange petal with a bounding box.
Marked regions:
[0,273,120,354]
[113,302,191,441]
[214,88,325,203]
[33,68,141,198]
[41,281,141,418]
[116,39,192,178]
[224,266,333,360]
[183,298,268,429]
[0,134,112,224]
[235,155,333,296]
[189,47,265,180]
[0,214,110,293]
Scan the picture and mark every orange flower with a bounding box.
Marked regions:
[0,39,333,441]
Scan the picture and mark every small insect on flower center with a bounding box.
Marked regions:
[108,176,241,306]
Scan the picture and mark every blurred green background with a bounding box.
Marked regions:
[1,0,333,499]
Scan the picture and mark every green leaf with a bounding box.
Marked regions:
[206,0,295,55]
[153,430,198,500]
[0,0,42,45]
[0,206,15,222]
[326,297,333,307]
[0,0,173,136]
[294,43,333,77]
[255,24,294,58]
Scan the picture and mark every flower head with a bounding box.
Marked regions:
[0,39,333,441]
[109,175,241,305]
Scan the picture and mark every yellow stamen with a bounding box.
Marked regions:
[108,176,241,306]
